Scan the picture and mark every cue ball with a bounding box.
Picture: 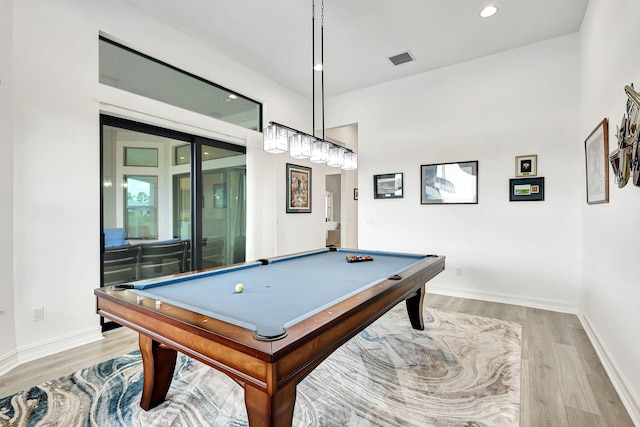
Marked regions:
[235,283,245,293]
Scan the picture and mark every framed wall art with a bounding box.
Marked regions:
[509,177,545,201]
[420,161,478,204]
[515,154,537,177]
[373,173,403,199]
[286,163,312,213]
[584,118,609,204]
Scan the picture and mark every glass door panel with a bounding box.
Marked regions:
[102,116,246,296]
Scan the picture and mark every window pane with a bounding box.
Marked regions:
[174,145,190,166]
[124,147,158,167]
[99,37,262,131]
[125,175,158,239]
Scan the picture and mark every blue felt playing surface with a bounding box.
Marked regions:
[134,249,425,339]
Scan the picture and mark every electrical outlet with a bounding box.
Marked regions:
[456,267,463,276]
[33,307,44,322]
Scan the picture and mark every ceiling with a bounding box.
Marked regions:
[121,0,589,99]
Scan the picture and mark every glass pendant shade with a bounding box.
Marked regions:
[289,133,311,159]
[310,139,329,163]
[263,124,288,154]
[327,146,345,167]
[342,152,357,170]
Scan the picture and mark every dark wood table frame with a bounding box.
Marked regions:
[95,254,445,427]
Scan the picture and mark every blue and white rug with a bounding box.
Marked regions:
[0,307,521,426]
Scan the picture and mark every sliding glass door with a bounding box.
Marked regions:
[100,115,246,297]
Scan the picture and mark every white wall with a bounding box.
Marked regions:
[580,0,640,421]
[3,0,638,420]
[327,34,582,311]
[2,0,323,369]
[0,0,17,371]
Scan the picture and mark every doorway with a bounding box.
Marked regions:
[325,173,341,247]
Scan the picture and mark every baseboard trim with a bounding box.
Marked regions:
[17,327,104,365]
[427,286,578,314]
[578,311,640,426]
[0,350,19,377]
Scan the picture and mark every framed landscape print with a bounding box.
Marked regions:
[420,161,478,204]
[515,154,537,177]
[584,118,609,204]
[509,177,545,201]
[373,173,403,199]
[286,163,311,213]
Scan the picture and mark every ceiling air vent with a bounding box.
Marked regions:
[388,51,415,66]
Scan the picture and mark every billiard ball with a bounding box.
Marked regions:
[235,283,245,293]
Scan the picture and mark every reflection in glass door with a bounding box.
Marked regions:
[124,175,158,239]
[173,144,247,269]
[173,173,191,240]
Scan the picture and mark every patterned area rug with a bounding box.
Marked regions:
[0,306,521,426]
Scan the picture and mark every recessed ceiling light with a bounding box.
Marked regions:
[228,94,238,100]
[480,5,498,18]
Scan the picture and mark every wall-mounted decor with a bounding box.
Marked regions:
[420,161,478,204]
[610,84,640,188]
[373,173,403,199]
[509,177,545,201]
[515,154,537,177]
[286,163,312,213]
[584,118,609,204]
[354,188,358,200]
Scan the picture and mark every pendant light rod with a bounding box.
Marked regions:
[312,0,316,138]
[321,0,325,140]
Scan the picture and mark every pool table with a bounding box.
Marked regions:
[95,248,445,427]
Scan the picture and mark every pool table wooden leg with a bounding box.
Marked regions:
[405,283,426,330]
[139,334,177,411]
[244,380,297,427]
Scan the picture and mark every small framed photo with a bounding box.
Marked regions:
[509,177,545,201]
[515,155,537,177]
[373,173,403,199]
[286,163,312,213]
[584,118,609,204]
[354,188,358,200]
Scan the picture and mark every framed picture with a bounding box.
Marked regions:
[420,161,478,204]
[509,177,545,201]
[354,188,358,200]
[584,118,609,204]
[515,154,537,177]
[286,163,311,213]
[373,173,403,199]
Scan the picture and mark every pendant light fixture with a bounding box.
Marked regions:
[262,0,357,170]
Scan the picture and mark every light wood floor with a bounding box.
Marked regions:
[0,294,635,426]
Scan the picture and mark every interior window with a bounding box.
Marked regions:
[98,36,262,131]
